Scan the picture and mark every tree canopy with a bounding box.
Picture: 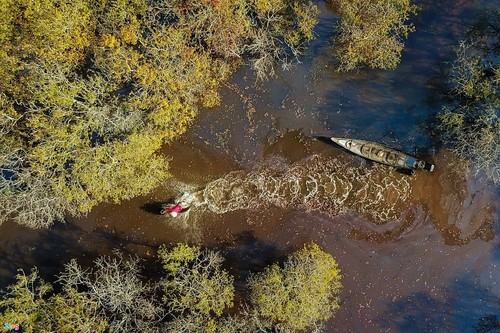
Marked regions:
[248,243,342,332]
[0,242,342,333]
[0,0,319,228]
[330,0,417,71]
[159,243,235,317]
[438,9,500,184]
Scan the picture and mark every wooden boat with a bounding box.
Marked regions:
[330,137,434,172]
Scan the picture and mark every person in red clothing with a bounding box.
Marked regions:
[160,201,190,217]
[160,192,194,217]
[165,203,183,217]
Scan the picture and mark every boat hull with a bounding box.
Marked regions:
[330,137,434,172]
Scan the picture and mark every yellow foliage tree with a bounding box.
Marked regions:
[50,288,109,333]
[0,0,319,228]
[0,0,95,98]
[248,243,342,331]
[331,0,417,71]
[159,244,235,317]
[0,243,343,331]
[0,269,53,333]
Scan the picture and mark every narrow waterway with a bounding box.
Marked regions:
[1,0,499,332]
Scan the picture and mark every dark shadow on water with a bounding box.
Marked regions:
[494,210,500,241]
[377,275,500,333]
[0,222,98,287]
[396,168,415,176]
[475,315,500,333]
[140,201,167,215]
[491,243,500,263]
[314,135,337,147]
[313,136,365,159]
[0,222,159,288]
[91,227,160,250]
[211,230,286,294]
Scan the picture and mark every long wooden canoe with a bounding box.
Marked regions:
[330,137,434,172]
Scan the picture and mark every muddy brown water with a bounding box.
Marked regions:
[1,0,499,332]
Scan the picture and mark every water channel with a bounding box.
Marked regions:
[1,0,499,332]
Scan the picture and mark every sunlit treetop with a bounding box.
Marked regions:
[0,0,319,228]
[330,0,417,71]
[248,243,342,331]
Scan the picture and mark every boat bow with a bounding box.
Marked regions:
[329,137,434,172]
